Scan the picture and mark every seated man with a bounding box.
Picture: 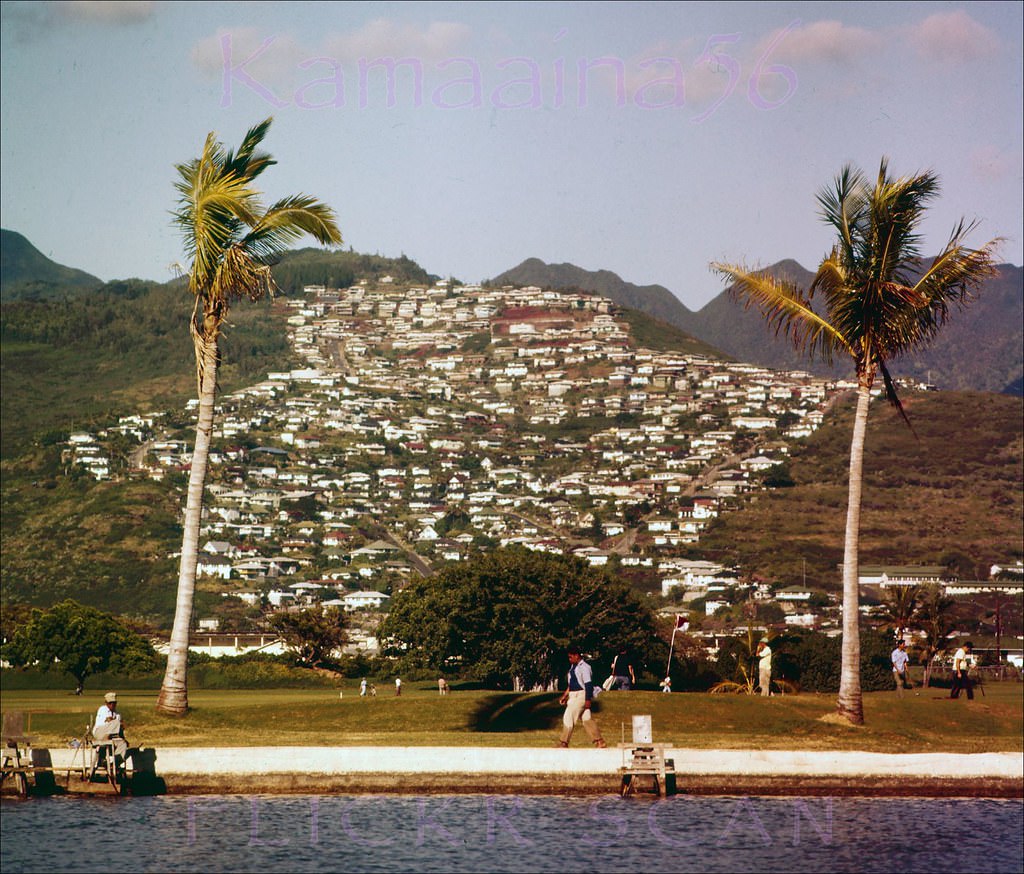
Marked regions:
[93,691,128,765]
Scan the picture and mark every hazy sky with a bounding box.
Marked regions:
[2,1,1021,310]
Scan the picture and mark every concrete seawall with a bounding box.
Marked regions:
[29,747,1024,798]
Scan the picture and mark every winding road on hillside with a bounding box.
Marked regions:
[380,528,433,578]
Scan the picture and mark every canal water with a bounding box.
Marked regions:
[2,794,1021,873]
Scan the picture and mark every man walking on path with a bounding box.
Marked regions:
[756,640,772,697]
[557,645,607,748]
[395,677,402,696]
[950,642,974,700]
[891,640,910,696]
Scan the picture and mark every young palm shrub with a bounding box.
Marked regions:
[709,630,796,695]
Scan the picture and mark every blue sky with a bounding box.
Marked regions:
[2,1,1021,310]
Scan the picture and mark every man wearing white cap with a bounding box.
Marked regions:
[93,692,128,761]
[756,640,772,697]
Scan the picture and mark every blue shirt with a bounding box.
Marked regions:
[891,648,909,672]
[567,659,595,700]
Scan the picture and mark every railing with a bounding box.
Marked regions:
[927,665,1021,683]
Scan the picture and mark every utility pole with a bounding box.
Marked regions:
[995,599,1002,681]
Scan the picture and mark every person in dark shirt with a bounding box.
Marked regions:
[609,646,636,690]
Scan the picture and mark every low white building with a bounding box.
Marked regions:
[151,633,287,659]
[342,590,391,611]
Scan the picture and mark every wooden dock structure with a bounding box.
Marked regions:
[619,743,676,797]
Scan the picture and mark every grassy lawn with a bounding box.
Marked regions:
[3,681,1021,753]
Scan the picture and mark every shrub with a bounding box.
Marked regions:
[773,627,895,693]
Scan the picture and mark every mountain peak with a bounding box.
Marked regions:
[1,229,102,299]
[491,257,697,329]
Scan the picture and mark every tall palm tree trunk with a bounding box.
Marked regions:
[156,334,219,716]
[837,383,870,725]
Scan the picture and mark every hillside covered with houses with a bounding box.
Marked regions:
[61,278,1022,661]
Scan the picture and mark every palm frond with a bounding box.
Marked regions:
[211,245,276,303]
[222,117,276,181]
[174,171,262,295]
[877,358,914,433]
[240,195,343,260]
[712,262,847,364]
[816,164,868,266]
[913,224,1001,305]
[868,165,939,285]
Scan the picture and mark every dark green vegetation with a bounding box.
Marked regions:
[271,247,439,294]
[269,606,347,668]
[0,229,102,300]
[617,307,724,359]
[2,683,1020,752]
[0,278,295,458]
[1,466,182,615]
[499,256,1023,394]
[379,548,659,688]
[3,600,156,692]
[699,390,1024,587]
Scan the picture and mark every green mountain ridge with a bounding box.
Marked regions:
[493,257,1024,395]
[0,278,295,459]
[1,229,103,299]
[490,257,699,332]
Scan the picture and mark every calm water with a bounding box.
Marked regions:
[2,794,1022,873]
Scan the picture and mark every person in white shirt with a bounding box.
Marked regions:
[950,641,974,700]
[891,640,911,696]
[756,640,772,697]
[93,691,128,762]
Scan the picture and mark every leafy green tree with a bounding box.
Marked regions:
[762,463,795,489]
[714,159,999,724]
[269,606,347,668]
[767,627,893,693]
[378,547,658,689]
[754,601,785,625]
[3,600,156,693]
[157,118,341,716]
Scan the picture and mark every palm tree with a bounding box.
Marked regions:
[713,159,999,724]
[156,118,342,715]
[879,585,921,642]
[916,585,957,688]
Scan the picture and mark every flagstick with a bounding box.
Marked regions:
[665,618,688,684]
